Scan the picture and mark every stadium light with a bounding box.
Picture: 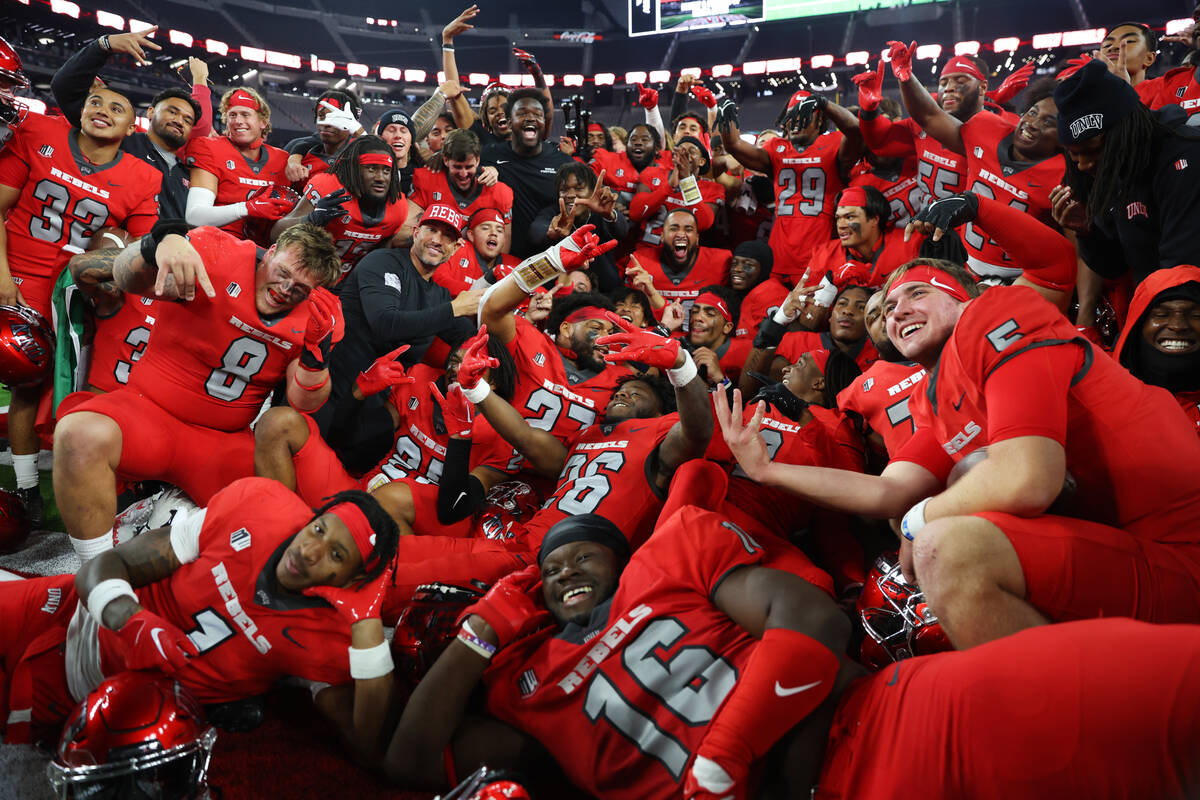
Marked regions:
[499,73,523,85]
[241,46,266,63]
[1031,32,1062,49]
[810,55,834,68]
[379,67,402,81]
[49,0,80,18]
[468,72,490,85]
[564,74,585,86]
[648,69,671,83]
[625,70,648,84]
[96,10,124,30]
[311,57,334,73]
[711,64,734,77]
[520,74,536,87]
[129,19,154,35]
[766,57,801,73]
[1061,28,1106,46]
[1166,18,1194,36]
[594,72,616,85]
[206,39,228,56]
[742,60,767,74]
[993,37,1021,52]
[845,51,870,66]
[680,67,702,79]
[916,44,942,59]
[437,71,446,84]
[266,51,300,69]
[954,41,981,56]
[168,30,193,47]
[404,69,427,82]
[543,74,556,86]
[347,63,370,77]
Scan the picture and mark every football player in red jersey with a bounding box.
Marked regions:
[729,240,788,345]
[185,87,293,244]
[719,241,1200,650]
[0,35,29,153]
[621,208,731,310]
[592,123,665,210]
[0,479,403,758]
[1139,7,1200,119]
[0,85,160,527]
[437,208,522,296]
[849,98,925,229]
[801,186,922,288]
[413,129,513,248]
[1113,265,1200,436]
[720,91,864,285]
[52,222,343,564]
[685,287,749,387]
[272,135,420,283]
[283,89,365,185]
[630,135,724,245]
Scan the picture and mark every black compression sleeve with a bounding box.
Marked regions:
[436,438,487,524]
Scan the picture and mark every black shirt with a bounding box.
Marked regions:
[481,140,574,258]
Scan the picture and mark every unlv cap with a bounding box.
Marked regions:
[1053,60,1141,144]
[420,203,465,235]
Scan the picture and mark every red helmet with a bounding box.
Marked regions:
[47,672,217,800]
[856,552,951,670]
[0,305,55,387]
[0,36,29,126]
[0,487,30,553]
[477,480,541,542]
[442,765,532,800]
[391,581,485,685]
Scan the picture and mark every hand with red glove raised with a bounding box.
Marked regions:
[432,382,475,438]
[456,326,499,395]
[245,192,296,220]
[304,559,394,626]
[987,60,1035,105]
[690,83,718,109]
[118,609,199,675]
[597,311,682,370]
[886,40,918,82]
[299,287,344,370]
[1056,54,1093,81]
[458,564,552,648]
[560,231,618,271]
[355,344,413,398]
[637,83,659,110]
[832,260,872,288]
[853,59,887,112]
[512,46,540,75]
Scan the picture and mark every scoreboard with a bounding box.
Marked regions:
[629,0,949,36]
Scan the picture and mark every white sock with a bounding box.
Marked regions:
[72,534,114,563]
[12,453,38,489]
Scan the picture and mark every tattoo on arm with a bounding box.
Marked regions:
[70,248,124,314]
[112,240,157,297]
[411,92,447,142]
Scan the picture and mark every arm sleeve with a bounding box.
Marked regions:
[645,104,665,139]
[185,186,248,228]
[50,40,108,128]
[669,90,688,127]
[357,258,460,344]
[188,84,213,139]
[168,507,208,565]
[858,112,919,159]
[983,342,1079,445]
[628,169,672,222]
[974,196,1076,291]
[436,438,488,524]
[528,205,557,249]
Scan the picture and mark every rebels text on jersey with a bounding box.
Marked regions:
[303,171,409,279]
[411,167,513,222]
[765,132,845,282]
[0,113,158,281]
[850,159,925,229]
[836,359,927,456]
[622,243,731,307]
[86,293,157,392]
[127,226,309,432]
[185,136,290,241]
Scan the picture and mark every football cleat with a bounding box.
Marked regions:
[47,672,217,800]
[14,485,41,533]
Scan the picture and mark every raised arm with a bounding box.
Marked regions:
[716,99,772,174]
[889,41,965,154]
[442,7,479,130]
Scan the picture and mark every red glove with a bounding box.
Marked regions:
[832,260,872,288]
[886,40,917,82]
[853,60,886,112]
[245,195,295,220]
[637,83,659,109]
[987,61,1035,105]
[559,223,619,271]
[690,84,717,109]
[304,559,394,625]
[300,287,344,369]
[356,344,413,397]
[432,382,474,438]
[512,47,539,72]
[1057,54,1093,81]
[457,326,498,393]
[458,564,552,648]
[117,609,199,674]
[597,311,681,370]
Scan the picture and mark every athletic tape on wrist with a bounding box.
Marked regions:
[901,497,930,541]
[347,641,394,679]
[460,380,491,404]
[87,578,138,628]
[512,249,564,294]
[772,305,799,325]
[668,349,698,387]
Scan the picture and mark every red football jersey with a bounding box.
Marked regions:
[859,114,968,204]
[95,478,354,703]
[959,113,1065,280]
[1141,66,1200,118]
[801,229,922,288]
[1176,390,1200,437]
[623,243,731,309]
[635,167,725,245]
[185,135,290,242]
[302,171,409,280]
[507,317,631,443]
[0,113,158,282]
[765,132,845,282]
[850,159,925,229]
[776,330,880,373]
[411,167,513,223]
[434,243,520,296]
[127,226,308,432]
[734,277,790,339]
[483,507,766,800]
[590,148,644,204]
[904,286,1200,538]
[361,364,523,488]
[519,413,677,552]
[86,293,157,392]
[836,359,927,457]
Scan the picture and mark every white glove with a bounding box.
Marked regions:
[319,101,360,133]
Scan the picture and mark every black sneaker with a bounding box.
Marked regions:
[16,486,43,530]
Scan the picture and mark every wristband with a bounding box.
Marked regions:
[293,370,329,392]
[98,35,111,52]
[900,497,930,541]
[460,380,491,404]
[87,578,138,628]
[139,219,192,268]
[512,252,563,294]
[441,44,455,51]
[457,620,497,660]
[772,305,799,325]
[347,641,394,679]
[667,349,698,387]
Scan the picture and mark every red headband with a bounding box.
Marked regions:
[227,89,261,112]
[587,123,605,134]
[887,265,973,303]
[693,291,732,323]
[564,306,609,324]
[328,502,375,563]
[358,152,393,167]
[808,348,831,375]
[838,186,869,208]
[940,56,986,82]
[469,207,505,229]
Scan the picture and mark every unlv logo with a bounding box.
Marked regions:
[38,144,54,158]
[433,191,442,201]
[10,323,46,363]
[226,282,242,298]
[226,159,236,170]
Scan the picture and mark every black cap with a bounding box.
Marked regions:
[536,513,630,566]
[1053,60,1141,144]
[733,239,774,277]
[375,107,415,141]
[674,135,711,173]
